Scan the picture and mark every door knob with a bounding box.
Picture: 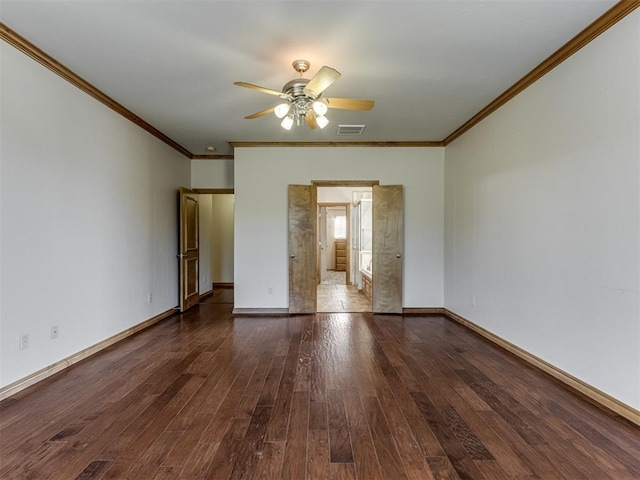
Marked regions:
[290,254,296,259]
[177,253,187,259]
[396,253,401,258]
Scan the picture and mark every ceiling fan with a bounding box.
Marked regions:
[234,59,374,130]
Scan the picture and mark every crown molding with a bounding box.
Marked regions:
[191,154,235,160]
[0,22,193,159]
[229,141,443,148]
[442,0,640,146]
[4,0,637,157]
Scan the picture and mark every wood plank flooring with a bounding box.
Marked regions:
[1,288,639,479]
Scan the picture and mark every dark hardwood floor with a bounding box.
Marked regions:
[1,288,639,479]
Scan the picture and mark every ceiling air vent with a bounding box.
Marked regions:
[337,124,365,136]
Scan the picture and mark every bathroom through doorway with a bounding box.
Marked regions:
[316,187,372,313]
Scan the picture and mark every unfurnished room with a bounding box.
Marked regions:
[1,1,639,479]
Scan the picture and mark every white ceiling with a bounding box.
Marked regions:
[1,0,618,156]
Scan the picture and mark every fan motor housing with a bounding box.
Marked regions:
[282,78,318,99]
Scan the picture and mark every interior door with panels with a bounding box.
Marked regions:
[179,187,200,312]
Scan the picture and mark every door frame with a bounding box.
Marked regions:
[291,180,404,314]
[179,188,235,309]
[310,181,381,313]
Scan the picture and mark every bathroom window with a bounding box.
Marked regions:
[334,215,347,239]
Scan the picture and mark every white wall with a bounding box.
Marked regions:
[198,194,213,294]
[211,194,234,283]
[234,147,444,309]
[191,159,234,189]
[444,11,640,409]
[0,43,190,388]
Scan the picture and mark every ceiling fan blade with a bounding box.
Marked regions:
[306,110,319,129]
[234,82,283,97]
[304,66,341,97]
[245,107,275,119]
[325,98,375,111]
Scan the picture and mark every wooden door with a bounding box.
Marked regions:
[372,185,403,313]
[288,185,317,314]
[179,187,199,312]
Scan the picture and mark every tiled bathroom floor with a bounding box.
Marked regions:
[317,284,371,313]
[320,270,346,285]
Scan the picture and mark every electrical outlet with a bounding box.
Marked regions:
[19,334,29,350]
[147,293,153,303]
[51,325,59,339]
[267,287,274,295]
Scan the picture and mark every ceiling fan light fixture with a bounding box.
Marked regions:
[316,115,329,129]
[281,115,294,130]
[312,100,328,116]
[235,59,373,131]
[274,103,291,119]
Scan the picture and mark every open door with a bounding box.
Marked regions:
[318,206,327,285]
[179,187,199,312]
[372,185,403,313]
[288,185,317,314]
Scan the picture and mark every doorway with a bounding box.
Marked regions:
[288,181,403,314]
[318,204,349,286]
[316,188,372,313]
[186,190,235,308]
